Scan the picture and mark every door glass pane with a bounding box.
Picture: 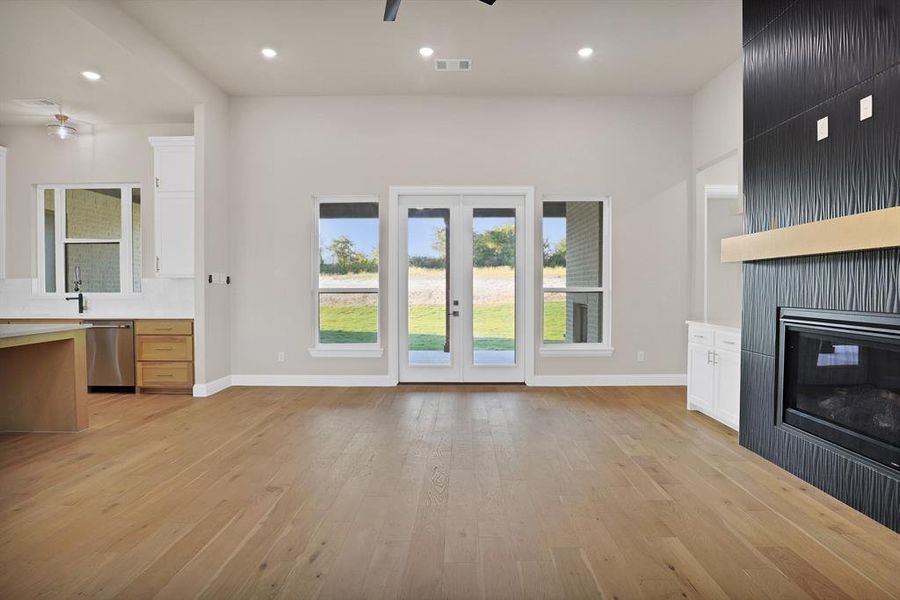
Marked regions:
[44,190,56,293]
[543,291,603,344]
[318,202,379,289]
[473,208,516,365]
[65,242,120,293]
[318,292,377,344]
[543,201,602,287]
[65,188,122,239]
[407,208,450,365]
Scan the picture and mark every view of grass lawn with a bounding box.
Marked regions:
[319,266,570,346]
[320,299,567,346]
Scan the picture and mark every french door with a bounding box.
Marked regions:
[398,193,526,382]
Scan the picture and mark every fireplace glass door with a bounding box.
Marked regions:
[779,310,900,471]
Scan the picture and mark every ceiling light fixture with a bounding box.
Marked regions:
[261,48,278,59]
[418,46,434,58]
[578,47,594,58]
[47,112,77,140]
[81,71,102,81]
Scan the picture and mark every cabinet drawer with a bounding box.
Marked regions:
[135,320,192,335]
[688,327,714,346]
[137,362,193,388]
[715,330,741,352]
[136,335,193,361]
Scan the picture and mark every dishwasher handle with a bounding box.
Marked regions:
[88,324,132,329]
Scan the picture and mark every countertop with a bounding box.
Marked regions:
[685,320,742,331]
[1,314,192,320]
[0,324,93,339]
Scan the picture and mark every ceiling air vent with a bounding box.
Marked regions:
[434,58,472,72]
[12,98,57,108]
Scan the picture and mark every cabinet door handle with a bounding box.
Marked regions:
[707,350,713,364]
[156,256,160,272]
[156,177,160,189]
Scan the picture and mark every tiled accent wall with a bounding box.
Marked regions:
[741,0,900,531]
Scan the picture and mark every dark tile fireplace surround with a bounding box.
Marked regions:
[741,0,900,532]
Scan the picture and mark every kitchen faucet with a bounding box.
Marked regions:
[66,292,85,314]
[66,266,85,313]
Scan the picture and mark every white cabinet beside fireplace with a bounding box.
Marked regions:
[687,321,741,431]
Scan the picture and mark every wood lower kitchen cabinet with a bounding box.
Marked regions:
[135,320,194,394]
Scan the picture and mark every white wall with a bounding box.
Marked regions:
[692,59,742,170]
[229,95,693,379]
[690,59,743,320]
[194,99,232,386]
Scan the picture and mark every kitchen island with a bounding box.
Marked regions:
[0,324,91,432]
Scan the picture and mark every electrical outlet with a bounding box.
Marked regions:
[277,352,285,363]
[860,95,873,120]
[637,351,645,363]
[816,116,829,141]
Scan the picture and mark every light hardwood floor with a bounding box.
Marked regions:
[0,385,898,599]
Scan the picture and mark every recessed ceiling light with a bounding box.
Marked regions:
[419,46,434,58]
[261,48,278,59]
[81,71,101,81]
[577,47,594,58]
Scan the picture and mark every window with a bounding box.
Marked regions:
[540,196,612,356]
[310,196,382,356]
[37,185,142,294]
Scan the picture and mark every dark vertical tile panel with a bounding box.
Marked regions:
[742,137,766,234]
[804,79,876,225]
[874,0,900,72]
[778,249,900,314]
[777,111,808,228]
[742,0,900,533]
[816,0,874,96]
[743,0,875,139]
[743,0,799,46]
[742,116,805,231]
[741,262,778,356]
[874,64,900,211]
[739,350,776,451]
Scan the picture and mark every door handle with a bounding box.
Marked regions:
[449,311,459,317]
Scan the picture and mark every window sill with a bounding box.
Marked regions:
[308,345,384,358]
[539,345,615,358]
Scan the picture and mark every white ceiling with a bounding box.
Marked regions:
[0,0,741,127]
[0,1,196,126]
[121,0,742,97]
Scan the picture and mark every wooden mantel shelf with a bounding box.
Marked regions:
[721,206,900,263]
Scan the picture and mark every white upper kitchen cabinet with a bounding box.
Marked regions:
[151,137,194,193]
[149,136,194,278]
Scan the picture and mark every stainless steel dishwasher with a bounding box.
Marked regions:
[85,320,135,390]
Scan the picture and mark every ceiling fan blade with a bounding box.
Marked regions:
[479,0,497,4]
[384,0,401,21]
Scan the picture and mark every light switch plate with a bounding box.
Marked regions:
[860,95,873,120]
[817,116,829,141]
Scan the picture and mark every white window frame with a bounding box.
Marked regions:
[308,195,383,358]
[539,195,613,357]
[0,146,7,280]
[35,183,141,296]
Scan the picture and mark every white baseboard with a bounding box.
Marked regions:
[192,373,685,393]
[527,373,687,387]
[230,374,398,387]
[193,375,233,397]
